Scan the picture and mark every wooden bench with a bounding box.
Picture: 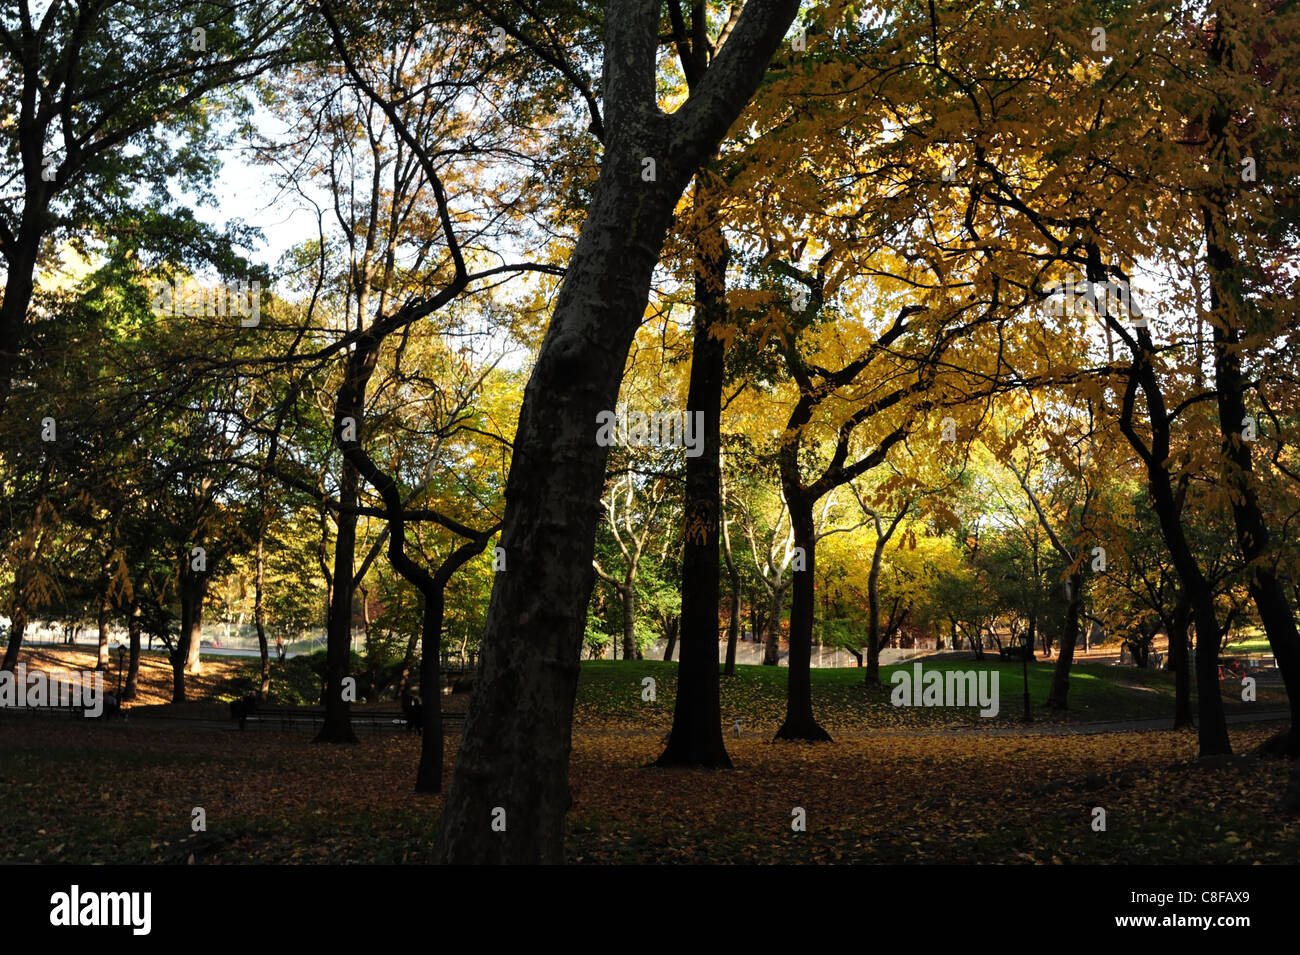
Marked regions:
[237,706,465,733]
[0,698,123,720]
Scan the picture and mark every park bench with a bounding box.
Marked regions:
[234,705,465,733]
[0,697,123,720]
[998,644,1032,661]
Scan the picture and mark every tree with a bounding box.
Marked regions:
[0,0,302,411]
[435,0,802,864]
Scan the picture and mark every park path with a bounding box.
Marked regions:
[604,710,1291,741]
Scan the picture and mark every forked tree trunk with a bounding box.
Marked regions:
[435,0,801,863]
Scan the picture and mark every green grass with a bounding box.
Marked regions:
[573,656,1285,729]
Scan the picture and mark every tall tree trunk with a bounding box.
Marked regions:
[620,582,637,661]
[1045,572,1084,709]
[434,0,801,863]
[1202,191,1300,753]
[776,500,831,741]
[184,573,204,675]
[722,505,741,677]
[255,530,270,700]
[865,545,884,687]
[318,456,361,743]
[123,600,142,702]
[659,168,731,768]
[723,590,740,676]
[1169,589,1193,729]
[415,594,446,794]
[171,572,207,703]
[1112,249,1231,756]
[763,585,785,665]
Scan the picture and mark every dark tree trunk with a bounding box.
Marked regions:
[1110,248,1231,756]
[415,595,446,793]
[172,573,207,703]
[1169,590,1193,729]
[722,506,741,677]
[434,0,801,863]
[398,628,420,698]
[1202,196,1300,753]
[318,454,360,742]
[658,167,731,768]
[775,501,831,741]
[123,600,142,702]
[763,585,785,666]
[0,214,43,414]
[620,583,637,662]
[864,540,884,687]
[1,608,26,672]
[254,531,270,700]
[1045,572,1084,709]
[662,617,678,662]
[723,590,740,676]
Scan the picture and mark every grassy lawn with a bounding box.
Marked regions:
[573,657,1286,732]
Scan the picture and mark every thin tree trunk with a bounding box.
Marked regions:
[318,455,361,743]
[255,530,270,700]
[398,628,420,698]
[763,585,785,665]
[721,486,741,677]
[775,501,831,741]
[1045,572,1084,709]
[620,583,637,661]
[415,594,446,794]
[1169,589,1193,729]
[659,165,731,768]
[723,589,740,676]
[123,600,142,702]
